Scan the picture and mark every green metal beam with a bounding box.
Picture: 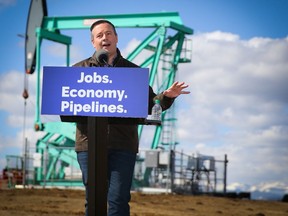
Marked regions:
[139,31,184,68]
[46,154,58,180]
[149,26,166,86]
[36,29,72,45]
[40,181,83,187]
[35,132,79,184]
[42,12,187,30]
[43,122,76,141]
[170,21,193,35]
[35,28,42,129]
[58,163,66,179]
[127,28,159,61]
[35,133,55,182]
[37,142,78,168]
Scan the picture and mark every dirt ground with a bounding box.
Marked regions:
[0,188,287,216]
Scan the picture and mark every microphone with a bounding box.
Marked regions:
[96,49,109,65]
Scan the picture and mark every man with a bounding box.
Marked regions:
[74,20,190,216]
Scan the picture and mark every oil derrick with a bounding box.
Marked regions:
[24,0,193,186]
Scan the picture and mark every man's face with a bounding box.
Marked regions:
[91,23,118,57]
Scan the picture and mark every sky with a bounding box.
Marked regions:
[0,0,288,198]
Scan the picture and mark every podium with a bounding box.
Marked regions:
[42,66,154,215]
[87,117,108,216]
[87,117,159,216]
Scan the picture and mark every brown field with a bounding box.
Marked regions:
[0,188,287,216]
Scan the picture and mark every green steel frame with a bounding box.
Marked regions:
[32,12,193,186]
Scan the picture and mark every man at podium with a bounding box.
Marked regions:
[74,19,190,216]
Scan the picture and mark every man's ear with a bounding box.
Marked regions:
[91,39,96,49]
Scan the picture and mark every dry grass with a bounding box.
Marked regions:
[0,189,287,216]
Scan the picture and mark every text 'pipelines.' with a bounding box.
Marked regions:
[41,67,149,118]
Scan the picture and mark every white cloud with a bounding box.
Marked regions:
[175,32,288,186]
[0,70,37,127]
[42,41,87,66]
[0,68,47,170]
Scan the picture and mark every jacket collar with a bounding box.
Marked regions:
[90,48,121,67]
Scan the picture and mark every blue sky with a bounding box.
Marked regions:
[0,0,288,198]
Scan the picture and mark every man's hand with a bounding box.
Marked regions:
[163,81,190,98]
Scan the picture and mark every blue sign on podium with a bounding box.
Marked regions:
[41,66,149,118]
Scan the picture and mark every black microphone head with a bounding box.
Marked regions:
[96,49,109,64]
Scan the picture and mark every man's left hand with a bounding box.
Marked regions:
[163,81,190,98]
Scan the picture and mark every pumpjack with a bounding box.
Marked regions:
[23,0,193,186]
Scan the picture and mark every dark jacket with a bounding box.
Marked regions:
[66,49,175,153]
